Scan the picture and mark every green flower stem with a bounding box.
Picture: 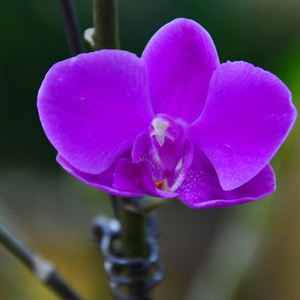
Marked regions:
[119,199,147,258]
[91,1,151,296]
[57,0,85,55]
[92,0,119,50]
[89,0,147,262]
[119,198,149,297]
[0,222,83,300]
[110,194,121,220]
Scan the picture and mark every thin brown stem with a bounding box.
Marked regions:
[57,0,85,55]
[0,222,83,300]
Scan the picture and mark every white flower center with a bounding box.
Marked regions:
[150,118,170,147]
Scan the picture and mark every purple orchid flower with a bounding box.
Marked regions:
[37,18,297,209]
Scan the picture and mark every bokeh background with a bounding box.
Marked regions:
[0,0,300,299]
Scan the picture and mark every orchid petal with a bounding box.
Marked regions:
[114,158,177,198]
[189,61,297,190]
[142,18,219,123]
[57,155,143,197]
[177,148,275,209]
[38,50,153,174]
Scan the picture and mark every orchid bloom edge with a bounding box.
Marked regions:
[37,18,297,209]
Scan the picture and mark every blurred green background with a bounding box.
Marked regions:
[0,0,299,299]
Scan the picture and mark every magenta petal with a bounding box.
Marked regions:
[38,50,154,174]
[57,155,143,197]
[114,159,177,199]
[177,148,275,209]
[189,61,297,190]
[142,18,219,123]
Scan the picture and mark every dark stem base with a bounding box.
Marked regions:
[91,215,164,300]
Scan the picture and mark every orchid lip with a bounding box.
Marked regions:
[153,177,169,191]
[148,115,192,193]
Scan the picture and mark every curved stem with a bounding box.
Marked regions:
[57,0,85,55]
[0,222,83,300]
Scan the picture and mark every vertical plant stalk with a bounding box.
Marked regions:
[117,199,150,297]
[0,222,83,300]
[92,0,121,224]
[57,0,85,55]
[119,199,147,258]
[90,2,152,296]
[87,1,164,298]
[91,0,120,50]
[110,195,121,220]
